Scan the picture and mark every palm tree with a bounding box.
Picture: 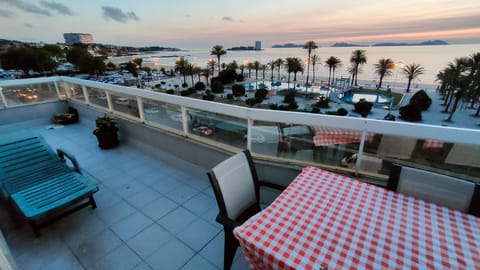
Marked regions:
[325,56,341,85]
[436,57,470,119]
[202,68,212,86]
[193,65,202,84]
[374,58,395,89]
[310,54,320,83]
[285,57,304,89]
[443,58,469,112]
[132,57,143,69]
[210,45,226,75]
[247,62,254,78]
[175,57,189,85]
[275,58,284,80]
[347,64,357,86]
[226,60,238,71]
[268,60,276,80]
[207,59,216,75]
[187,63,196,86]
[350,50,367,86]
[239,64,245,76]
[253,61,261,80]
[261,64,267,80]
[465,53,480,110]
[401,64,425,92]
[303,41,318,86]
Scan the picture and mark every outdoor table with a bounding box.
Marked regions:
[234,166,480,270]
[311,126,374,146]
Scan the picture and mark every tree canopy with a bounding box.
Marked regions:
[1,46,60,75]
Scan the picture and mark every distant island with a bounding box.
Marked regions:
[372,40,448,46]
[272,43,304,48]
[134,46,181,52]
[331,42,364,47]
[227,46,259,51]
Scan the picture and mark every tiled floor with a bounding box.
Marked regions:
[0,122,250,270]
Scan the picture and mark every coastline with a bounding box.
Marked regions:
[106,43,479,87]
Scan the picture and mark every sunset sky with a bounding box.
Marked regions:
[1,0,479,49]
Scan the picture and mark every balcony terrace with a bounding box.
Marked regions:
[0,77,479,269]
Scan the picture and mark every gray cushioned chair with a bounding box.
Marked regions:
[387,164,480,216]
[207,150,284,270]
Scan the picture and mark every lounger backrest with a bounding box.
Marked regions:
[0,133,68,195]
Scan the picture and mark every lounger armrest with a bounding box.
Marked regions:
[57,148,81,173]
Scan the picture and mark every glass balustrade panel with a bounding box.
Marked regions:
[188,108,247,149]
[355,134,479,182]
[110,94,139,119]
[85,87,109,108]
[142,99,182,131]
[59,82,84,102]
[1,83,58,106]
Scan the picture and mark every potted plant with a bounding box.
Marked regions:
[93,114,119,149]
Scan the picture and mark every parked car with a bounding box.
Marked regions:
[115,97,130,105]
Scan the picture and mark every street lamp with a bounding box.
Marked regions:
[154,63,160,78]
[393,61,404,90]
[208,59,214,74]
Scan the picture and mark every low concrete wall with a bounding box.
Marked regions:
[0,101,69,126]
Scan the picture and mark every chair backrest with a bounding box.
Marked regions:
[207,150,260,220]
[388,164,478,214]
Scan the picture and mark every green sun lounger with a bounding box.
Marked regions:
[0,133,98,236]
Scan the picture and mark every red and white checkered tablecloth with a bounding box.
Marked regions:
[234,166,480,270]
[311,126,374,146]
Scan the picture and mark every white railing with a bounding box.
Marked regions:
[1,76,479,180]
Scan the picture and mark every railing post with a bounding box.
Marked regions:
[53,81,63,99]
[137,96,145,122]
[247,118,253,151]
[82,86,90,104]
[181,106,188,136]
[355,129,368,175]
[106,91,113,112]
[0,87,8,108]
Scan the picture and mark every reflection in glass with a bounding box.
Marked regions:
[1,83,58,106]
[142,98,182,131]
[188,108,247,148]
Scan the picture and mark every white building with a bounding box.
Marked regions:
[63,33,94,45]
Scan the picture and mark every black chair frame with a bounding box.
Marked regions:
[207,150,284,270]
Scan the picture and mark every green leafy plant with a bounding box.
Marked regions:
[232,84,246,98]
[95,114,118,132]
[211,81,225,93]
[409,90,432,110]
[399,104,422,122]
[354,99,373,117]
[194,81,206,91]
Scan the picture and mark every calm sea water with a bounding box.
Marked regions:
[111,44,479,88]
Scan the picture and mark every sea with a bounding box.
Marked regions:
[109,44,479,89]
